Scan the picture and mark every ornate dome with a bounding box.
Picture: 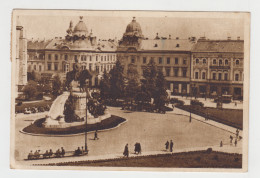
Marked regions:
[73,16,88,37]
[124,17,143,37]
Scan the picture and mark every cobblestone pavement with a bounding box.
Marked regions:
[13,106,242,166]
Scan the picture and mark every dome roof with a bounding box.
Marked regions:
[73,16,88,37]
[124,17,143,37]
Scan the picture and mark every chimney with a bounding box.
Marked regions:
[237,36,240,40]
[227,36,231,40]
[169,35,171,39]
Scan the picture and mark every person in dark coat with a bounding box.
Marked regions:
[49,149,53,158]
[138,143,142,154]
[61,147,65,157]
[134,142,138,154]
[170,140,174,152]
[94,130,98,140]
[165,141,169,151]
[123,144,129,157]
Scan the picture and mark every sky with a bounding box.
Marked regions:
[16,11,245,41]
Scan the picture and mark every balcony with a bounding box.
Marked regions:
[209,65,230,70]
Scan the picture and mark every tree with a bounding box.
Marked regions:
[154,71,168,110]
[125,65,140,103]
[23,80,37,100]
[27,70,37,81]
[142,59,158,100]
[52,75,62,97]
[100,70,111,100]
[109,60,125,101]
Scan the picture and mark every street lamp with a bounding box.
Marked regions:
[85,84,89,153]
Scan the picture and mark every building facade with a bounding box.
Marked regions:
[191,37,244,99]
[27,16,117,85]
[117,17,195,95]
[15,17,28,97]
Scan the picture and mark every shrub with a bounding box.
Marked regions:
[195,156,201,162]
[205,148,213,153]
[170,98,185,106]
[213,155,219,161]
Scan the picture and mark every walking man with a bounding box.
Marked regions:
[165,140,169,151]
[170,140,174,152]
[123,143,129,158]
[230,135,233,145]
[235,139,238,147]
[94,130,98,140]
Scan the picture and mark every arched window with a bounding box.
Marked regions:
[236,59,240,65]
[203,58,206,64]
[235,73,239,81]
[219,59,223,65]
[213,59,217,64]
[196,58,199,64]
[225,59,228,65]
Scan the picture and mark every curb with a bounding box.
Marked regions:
[19,118,128,137]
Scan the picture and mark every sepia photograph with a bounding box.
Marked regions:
[10,10,250,171]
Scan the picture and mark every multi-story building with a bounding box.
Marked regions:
[191,37,244,99]
[27,16,117,85]
[117,17,195,94]
[15,17,28,98]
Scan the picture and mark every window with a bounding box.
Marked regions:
[218,73,222,80]
[224,73,228,80]
[174,68,178,76]
[39,65,42,72]
[183,59,187,65]
[48,63,51,70]
[131,58,135,63]
[108,56,110,61]
[101,65,103,72]
[55,54,58,60]
[236,59,240,65]
[166,68,170,76]
[202,72,206,79]
[213,59,217,64]
[65,54,68,60]
[96,66,99,73]
[196,58,199,64]
[235,74,239,81]
[167,57,170,64]
[89,64,92,71]
[104,56,106,61]
[54,63,58,71]
[150,57,155,62]
[195,72,199,79]
[213,73,216,80]
[219,59,223,66]
[159,57,163,64]
[48,54,51,60]
[39,54,44,60]
[101,56,103,62]
[81,55,84,61]
[34,65,36,70]
[183,69,187,77]
[90,56,92,61]
[74,55,77,61]
[225,59,228,65]
[175,57,179,64]
[143,57,146,64]
[203,58,206,64]
[96,56,98,61]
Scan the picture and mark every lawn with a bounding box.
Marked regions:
[22,115,126,135]
[177,105,243,129]
[46,150,242,168]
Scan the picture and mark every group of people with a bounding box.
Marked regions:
[123,142,142,157]
[27,147,65,160]
[229,129,241,147]
[165,140,174,152]
[74,146,87,156]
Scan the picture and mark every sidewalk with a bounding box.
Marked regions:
[22,142,242,166]
[170,106,243,136]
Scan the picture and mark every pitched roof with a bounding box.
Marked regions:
[192,40,244,53]
[27,40,52,50]
[140,39,194,52]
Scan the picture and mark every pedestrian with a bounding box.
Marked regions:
[94,130,98,140]
[230,135,233,145]
[235,102,237,106]
[134,142,138,154]
[123,143,129,157]
[28,150,33,160]
[43,150,49,159]
[236,129,239,138]
[165,140,169,151]
[172,104,175,111]
[220,141,223,147]
[138,143,142,154]
[170,140,174,152]
[49,149,53,158]
[235,139,237,147]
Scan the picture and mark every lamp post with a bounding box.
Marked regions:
[85,84,89,153]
